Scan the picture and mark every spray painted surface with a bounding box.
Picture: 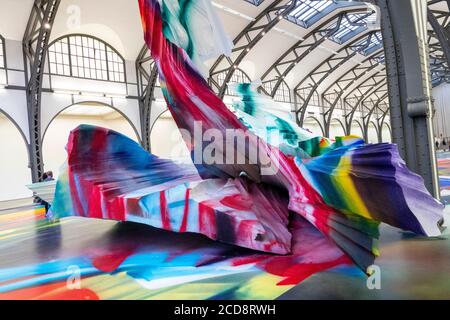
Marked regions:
[0,156,449,300]
[0,201,448,299]
[438,152,450,193]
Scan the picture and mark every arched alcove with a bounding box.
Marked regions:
[217,68,252,96]
[0,111,31,201]
[350,120,365,139]
[367,121,379,144]
[329,118,346,139]
[42,102,140,178]
[302,116,324,136]
[150,110,191,161]
[381,123,392,143]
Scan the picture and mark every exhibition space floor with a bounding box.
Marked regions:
[0,154,449,300]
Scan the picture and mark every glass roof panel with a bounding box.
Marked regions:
[326,11,376,43]
[286,0,337,26]
[244,0,265,6]
[351,31,383,55]
[373,54,385,65]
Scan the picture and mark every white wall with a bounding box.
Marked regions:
[329,121,346,139]
[42,113,139,178]
[381,125,392,142]
[0,115,32,201]
[367,123,379,144]
[350,123,364,138]
[432,83,450,138]
[150,111,191,161]
[40,92,142,139]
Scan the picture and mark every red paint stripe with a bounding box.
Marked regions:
[198,202,217,240]
[87,183,103,219]
[179,188,190,232]
[109,196,126,221]
[0,281,99,300]
[159,191,171,230]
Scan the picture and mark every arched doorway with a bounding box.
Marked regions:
[150,110,190,161]
[0,111,31,201]
[302,116,324,136]
[329,118,346,139]
[42,102,140,178]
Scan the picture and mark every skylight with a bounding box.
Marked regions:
[373,54,385,65]
[325,11,376,44]
[351,31,383,55]
[286,0,337,27]
[244,0,265,6]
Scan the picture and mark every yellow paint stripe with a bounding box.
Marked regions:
[331,154,372,219]
[234,274,293,300]
[0,208,45,222]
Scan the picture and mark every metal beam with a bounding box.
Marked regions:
[260,3,370,98]
[136,45,158,152]
[344,77,387,135]
[427,1,450,86]
[295,32,384,135]
[23,0,60,182]
[295,54,383,129]
[428,8,450,68]
[360,90,388,141]
[320,53,385,134]
[209,0,299,98]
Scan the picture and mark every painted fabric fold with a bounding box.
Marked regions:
[230,82,364,158]
[50,125,292,254]
[136,0,443,270]
[48,0,444,276]
[232,83,444,237]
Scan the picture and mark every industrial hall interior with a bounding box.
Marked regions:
[0,0,449,300]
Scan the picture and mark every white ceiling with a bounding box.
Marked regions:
[51,0,144,60]
[0,0,384,96]
[0,0,34,41]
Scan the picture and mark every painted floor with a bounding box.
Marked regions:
[0,155,449,300]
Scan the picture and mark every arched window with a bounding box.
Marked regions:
[323,92,343,109]
[48,34,126,82]
[217,68,251,96]
[344,96,358,110]
[262,80,291,103]
[0,35,6,69]
[362,99,375,113]
[297,87,320,106]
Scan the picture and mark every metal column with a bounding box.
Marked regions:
[23,0,61,182]
[377,0,440,197]
[136,45,158,152]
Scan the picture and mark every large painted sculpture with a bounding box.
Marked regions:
[50,0,444,276]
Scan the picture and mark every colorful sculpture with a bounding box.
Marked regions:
[50,0,444,275]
